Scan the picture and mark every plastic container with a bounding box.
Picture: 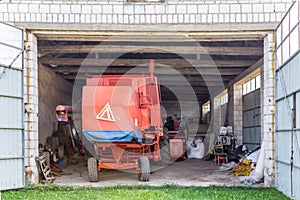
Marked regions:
[58,158,66,169]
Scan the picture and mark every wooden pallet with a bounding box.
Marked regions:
[35,154,56,183]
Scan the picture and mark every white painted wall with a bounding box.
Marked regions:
[262,33,276,187]
[0,0,292,26]
[24,31,39,185]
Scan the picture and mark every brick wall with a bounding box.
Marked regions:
[23,31,39,184]
[262,33,275,187]
[162,100,200,121]
[233,84,243,146]
[0,0,289,187]
[0,0,292,26]
[213,96,221,134]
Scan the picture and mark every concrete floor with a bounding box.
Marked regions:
[54,158,241,187]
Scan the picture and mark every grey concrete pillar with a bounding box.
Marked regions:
[227,85,234,128]
[24,31,39,185]
[213,96,221,134]
[262,33,275,187]
[233,84,243,146]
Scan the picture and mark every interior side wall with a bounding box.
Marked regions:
[38,64,73,144]
[162,100,201,137]
[161,100,181,117]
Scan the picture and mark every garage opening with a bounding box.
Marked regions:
[35,31,264,185]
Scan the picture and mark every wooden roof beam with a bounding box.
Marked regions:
[161,94,210,101]
[34,30,267,42]
[39,45,263,56]
[40,58,257,68]
[50,66,246,76]
[60,73,232,82]
[63,75,227,87]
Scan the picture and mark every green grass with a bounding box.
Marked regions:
[1,184,290,200]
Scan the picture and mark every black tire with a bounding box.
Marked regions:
[88,157,99,182]
[159,128,171,163]
[138,156,150,181]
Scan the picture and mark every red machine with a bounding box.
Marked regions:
[81,60,168,182]
[56,105,77,122]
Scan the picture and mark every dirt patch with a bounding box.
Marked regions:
[54,157,241,187]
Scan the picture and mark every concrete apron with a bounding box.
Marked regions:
[54,158,242,187]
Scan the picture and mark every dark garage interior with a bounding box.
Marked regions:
[36,31,264,184]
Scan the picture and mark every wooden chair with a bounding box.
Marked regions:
[213,145,228,165]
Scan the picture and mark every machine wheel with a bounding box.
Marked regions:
[138,156,150,181]
[88,157,99,182]
[159,128,171,163]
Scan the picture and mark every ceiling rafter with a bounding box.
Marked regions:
[39,58,257,68]
[47,65,247,76]
[38,45,263,56]
[37,33,263,102]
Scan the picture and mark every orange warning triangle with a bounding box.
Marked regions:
[96,102,116,122]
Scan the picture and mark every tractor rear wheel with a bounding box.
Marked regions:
[138,156,150,181]
[88,157,99,182]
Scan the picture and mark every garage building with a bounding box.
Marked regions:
[0,0,299,199]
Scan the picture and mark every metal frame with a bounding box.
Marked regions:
[91,136,161,172]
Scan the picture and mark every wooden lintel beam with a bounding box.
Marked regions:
[161,92,210,96]
[160,85,223,91]
[36,31,265,42]
[158,76,234,82]
[161,94,210,100]
[71,79,224,88]
[39,45,263,56]
[50,66,246,76]
[161,93,209,97]
[40,58,256,68]
[38,36,262,42]
[54,73,235,83]
[60,73,232,82]
[62,75,227,87]
[161,98,208,101]
[160,92,210,97]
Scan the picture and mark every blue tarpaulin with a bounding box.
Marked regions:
[82,130,142,143]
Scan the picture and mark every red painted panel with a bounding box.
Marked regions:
[82,74,162,132]
[169,139,184,158]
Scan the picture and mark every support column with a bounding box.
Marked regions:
[24,31,39,185]
[213,97,221,134]
[233,84,243,146]
[227,85,234,127]
[262,33,275,186]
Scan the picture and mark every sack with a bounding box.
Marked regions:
[187,141,205,159]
